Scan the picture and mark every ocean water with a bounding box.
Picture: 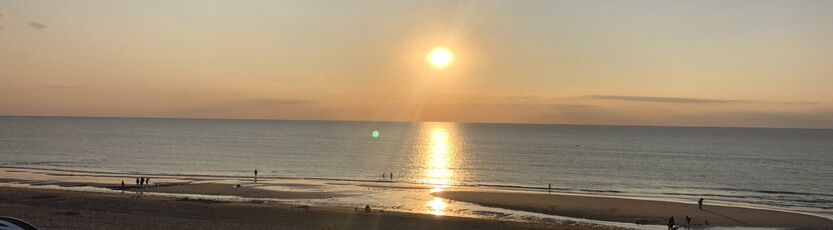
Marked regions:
[1,116,831,217]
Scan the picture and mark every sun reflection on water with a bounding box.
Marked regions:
[426,128,453,186]
[421,123,462,216]
[428,197,446,215]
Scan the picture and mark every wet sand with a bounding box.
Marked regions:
[433,190,833,228]
[0,187,605,230]
[126,183,345,199]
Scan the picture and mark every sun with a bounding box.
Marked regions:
[428,47,453,68]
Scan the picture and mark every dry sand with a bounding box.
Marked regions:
[0,187,612,230]
[433,190,833,228]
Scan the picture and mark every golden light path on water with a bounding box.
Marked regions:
[422,123,459,216]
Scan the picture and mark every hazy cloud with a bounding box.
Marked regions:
[28,22,48,31]
[674,109,833,129]
[245,98,314,106]
[41,85,88,90]
[581,95,747,104]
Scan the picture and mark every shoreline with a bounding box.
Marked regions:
[3,167,832,229]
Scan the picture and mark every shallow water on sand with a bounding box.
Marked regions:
[1,116,831,218]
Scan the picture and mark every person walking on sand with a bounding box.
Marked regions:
[667,216,675,230]
[121,180,125,189]
[146,177,150,187]
[254,169,258,182]
[698,198,704,210]
[390,172,393,180]
[136,178,139,188]
[548,183,552,194]
[140,177,145,187]
[685,216,691,228]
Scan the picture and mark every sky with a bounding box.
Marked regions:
[1,0,833,129]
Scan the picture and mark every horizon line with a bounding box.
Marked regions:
[1,114,830,131]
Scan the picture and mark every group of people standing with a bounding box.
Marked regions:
[382,172,393,180]
[119,177,152,189]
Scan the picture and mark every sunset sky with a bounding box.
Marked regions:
[2,1,832,128]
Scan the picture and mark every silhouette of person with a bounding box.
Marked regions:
[548,183,552,194]
[668,216,675,230]
[136,178,139,187]
[254,169,258,182]
[698,198,704,210]
[364,205,371,212]
[146,177,150,187]
[121,180,125,189]
[382,173,385,179]
[390,172,393,180]
[140,177,145,187]
[685,216,691,228]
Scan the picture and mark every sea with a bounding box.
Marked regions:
[1,116,831,218]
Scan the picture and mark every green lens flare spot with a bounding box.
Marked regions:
[372,130,380,138]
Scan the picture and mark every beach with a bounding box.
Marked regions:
[433,190,833,228]
[0,187,580,230]
[2,167,833,229]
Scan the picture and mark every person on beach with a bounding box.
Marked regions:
[685,216,691,228]
[698,198,704,210]
[382,173,385,180]
[548,183,552,194]
[390,172,393,180]
[667,216,675,230]
[140,177,145,187]
[254,169,258,182]
[146,177,150,187]
[136,178,139,187]
[121,180,125,189]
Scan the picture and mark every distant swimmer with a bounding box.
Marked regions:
[698,198,704,210]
